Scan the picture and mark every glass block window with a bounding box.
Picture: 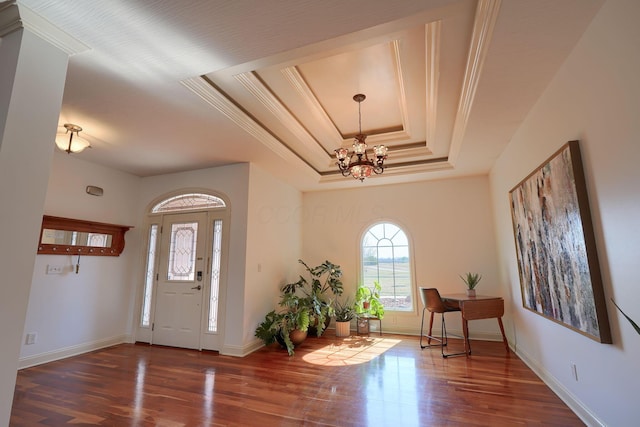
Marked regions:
[167,222,198,281]
[208,219,223,332]
[152,193,225,213]
[361,222,413,311]
[141,224,158,327]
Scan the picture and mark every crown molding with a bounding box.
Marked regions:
[234,71,331,160]
[392,39,411,138]
[0,1,90,55]
[448,0,501,165]
[281,65,344,144]
[425,20,441,150]
[0,1,21,37]
[181,76,318,178]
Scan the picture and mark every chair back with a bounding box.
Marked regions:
[419,288,448,314]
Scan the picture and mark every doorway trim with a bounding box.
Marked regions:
[135,188,231,351]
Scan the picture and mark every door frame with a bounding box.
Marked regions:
[135,189,230,351]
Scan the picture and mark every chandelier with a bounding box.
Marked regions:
[335,94,388,181]
[55,123,91,154]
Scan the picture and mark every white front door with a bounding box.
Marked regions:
[153,212,207,349]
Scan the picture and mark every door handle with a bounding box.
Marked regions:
[191,285,202,290]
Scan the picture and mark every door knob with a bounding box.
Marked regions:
[191,285,202,290]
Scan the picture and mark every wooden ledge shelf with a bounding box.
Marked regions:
[37,215,132,256]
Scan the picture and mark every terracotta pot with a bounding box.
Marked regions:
[289,329,308,346]
[363,301,370,310]
[275,329,308,348]
[335,321,351,337]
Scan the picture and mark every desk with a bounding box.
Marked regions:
[441,294,509,355]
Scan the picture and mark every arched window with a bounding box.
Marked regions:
[151,193,225,213]
[361,222,413,311]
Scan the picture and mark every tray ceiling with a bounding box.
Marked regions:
[9,0,605,190]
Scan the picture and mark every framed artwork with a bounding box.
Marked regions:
[509,141,611,343]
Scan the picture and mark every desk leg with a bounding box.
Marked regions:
[497,317,509,352]
[462,319,470,356]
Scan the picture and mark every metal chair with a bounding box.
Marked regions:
[419,287,468,358]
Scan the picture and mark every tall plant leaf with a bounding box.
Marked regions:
[612,299,640,335]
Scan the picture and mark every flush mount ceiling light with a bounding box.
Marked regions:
[55,123,91,154]
[335,94,388,181]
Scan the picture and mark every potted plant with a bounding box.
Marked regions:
[354,281,385,319]
[333,298,356,337]
[281,259,344,337]
[254,293,311,356]
[460,272,482,297]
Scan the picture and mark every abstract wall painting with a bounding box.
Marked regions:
[509,141,611,343]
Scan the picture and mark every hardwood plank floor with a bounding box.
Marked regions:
[10,334,583,426]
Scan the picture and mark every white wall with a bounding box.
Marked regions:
[302,176,502,338]
[20,152,142,367]
[22,158,302,365]
[489,0,640,425]
[244,164,302,352]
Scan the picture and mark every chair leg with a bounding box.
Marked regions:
[440,314,468,358]
[420,309,445,350]
[428,311,434,345]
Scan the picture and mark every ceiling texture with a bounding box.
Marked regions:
[15,0,604,191]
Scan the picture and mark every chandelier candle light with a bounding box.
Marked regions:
[55,123,91,154]
[335,94,388,181]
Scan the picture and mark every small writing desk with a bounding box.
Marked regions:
[441,294,509,355]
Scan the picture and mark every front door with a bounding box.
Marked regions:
[153,212,207,349]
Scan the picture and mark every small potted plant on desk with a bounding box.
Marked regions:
[354,281,385,334]
[460,272,482,297]
[334,298,356,337]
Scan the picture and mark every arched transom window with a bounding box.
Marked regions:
[361,222,413,311]
[151,193,225,213]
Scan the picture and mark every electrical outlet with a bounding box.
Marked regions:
[46,265,64,275]
[571,363,578,381]
[25,333,37,345]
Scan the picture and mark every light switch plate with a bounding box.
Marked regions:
[46,265,64,274]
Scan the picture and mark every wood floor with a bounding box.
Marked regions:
[10,334,583,426]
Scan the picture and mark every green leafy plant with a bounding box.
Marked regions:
[255,259,343,356]
[254,294,311,356]
[460,272,482,290]
[354,281,385,319]
[612,299,640,335]
[334,297,356,322]
[255,310,284,346]
[281,259,344,337]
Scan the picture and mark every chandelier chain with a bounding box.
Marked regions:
[334,94,388,181]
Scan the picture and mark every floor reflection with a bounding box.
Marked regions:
[301,336,401,366]
[132,356,146,423]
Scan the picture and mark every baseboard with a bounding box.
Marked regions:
[221,338,263,357]
[514,346,604,427]
[18,334,131,369]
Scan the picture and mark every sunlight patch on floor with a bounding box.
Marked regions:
[302,336,401,366]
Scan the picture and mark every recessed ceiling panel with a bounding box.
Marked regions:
[296,42,403,138]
